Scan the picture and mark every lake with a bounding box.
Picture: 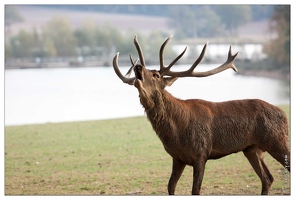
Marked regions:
[5,65,290,126]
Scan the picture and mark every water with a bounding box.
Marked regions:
[5,65,289,126]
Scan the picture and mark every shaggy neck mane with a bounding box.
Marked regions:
[139,89,189,140]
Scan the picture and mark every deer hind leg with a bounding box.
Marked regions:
[243,147,274,195]
[168,158,186,195]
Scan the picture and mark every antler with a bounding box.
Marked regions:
[159,35,188,75]
[134,35,145,66]
[112,53,138,85]
[112,35,146,85]
[113,35,239,85]
[159,36,239,78]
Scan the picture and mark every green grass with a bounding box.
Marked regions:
[5,105,290,195]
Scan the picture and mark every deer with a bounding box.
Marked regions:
[112,35,290,195]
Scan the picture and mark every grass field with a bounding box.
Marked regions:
[5,105,290,195]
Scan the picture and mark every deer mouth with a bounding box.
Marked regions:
[134,65,143,81]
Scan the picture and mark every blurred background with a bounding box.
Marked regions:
[5,4,290,125]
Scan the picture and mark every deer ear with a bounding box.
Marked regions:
[164,77,178,86]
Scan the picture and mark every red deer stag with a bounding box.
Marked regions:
[112,35,290,195]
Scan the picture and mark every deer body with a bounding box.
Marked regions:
[112,35,290,195]
[142,89,288,162]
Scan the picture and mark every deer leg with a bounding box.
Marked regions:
[191,160,206,195]
[243,149,273,195]
[168,158,186,195]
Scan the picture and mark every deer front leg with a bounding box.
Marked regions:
[192,160,206,195]
[168,158,186,195]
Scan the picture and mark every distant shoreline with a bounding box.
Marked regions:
[5,61,289,81]
[237,69,290,81]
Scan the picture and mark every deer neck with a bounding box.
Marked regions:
[139,89,185,138]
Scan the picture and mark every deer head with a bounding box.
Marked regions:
[112,35,239,103]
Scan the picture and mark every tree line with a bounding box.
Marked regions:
[5,15,178,64]
[263,5,290,70]
[33,5,274,39]
[5,5,289,71]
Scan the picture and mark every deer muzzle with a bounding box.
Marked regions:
[134,64,144,81]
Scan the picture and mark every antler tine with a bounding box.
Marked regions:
[112,53,136,85]
[129,54,137,66]
[125,54,138,77]
[159,35,173,70]
[161,43,239,78]
[227,46,239,72]
[190,46,239,77]
[189,42,208,72]
[133,35,145,66]
[190,47,239,77]
[159,35,187,75]
[166,46,187,71]
[163,42,207,76]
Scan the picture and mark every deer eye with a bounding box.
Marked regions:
[153,73,160,79]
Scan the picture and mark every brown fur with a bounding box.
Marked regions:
[133,64,290,195]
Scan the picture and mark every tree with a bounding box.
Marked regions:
[263,5,290,70]
[5,5,23,33]
[250,5,274,21]
[94,24,123,58]
[214,5,252,36]
[168,6,197,38]
[43,37,56,57]
[168,5,223,38]
[10,29,35,58]
[74,18,98,56]
[5,42,13,59]
[43,15,77,57]
[195,6,222,37]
